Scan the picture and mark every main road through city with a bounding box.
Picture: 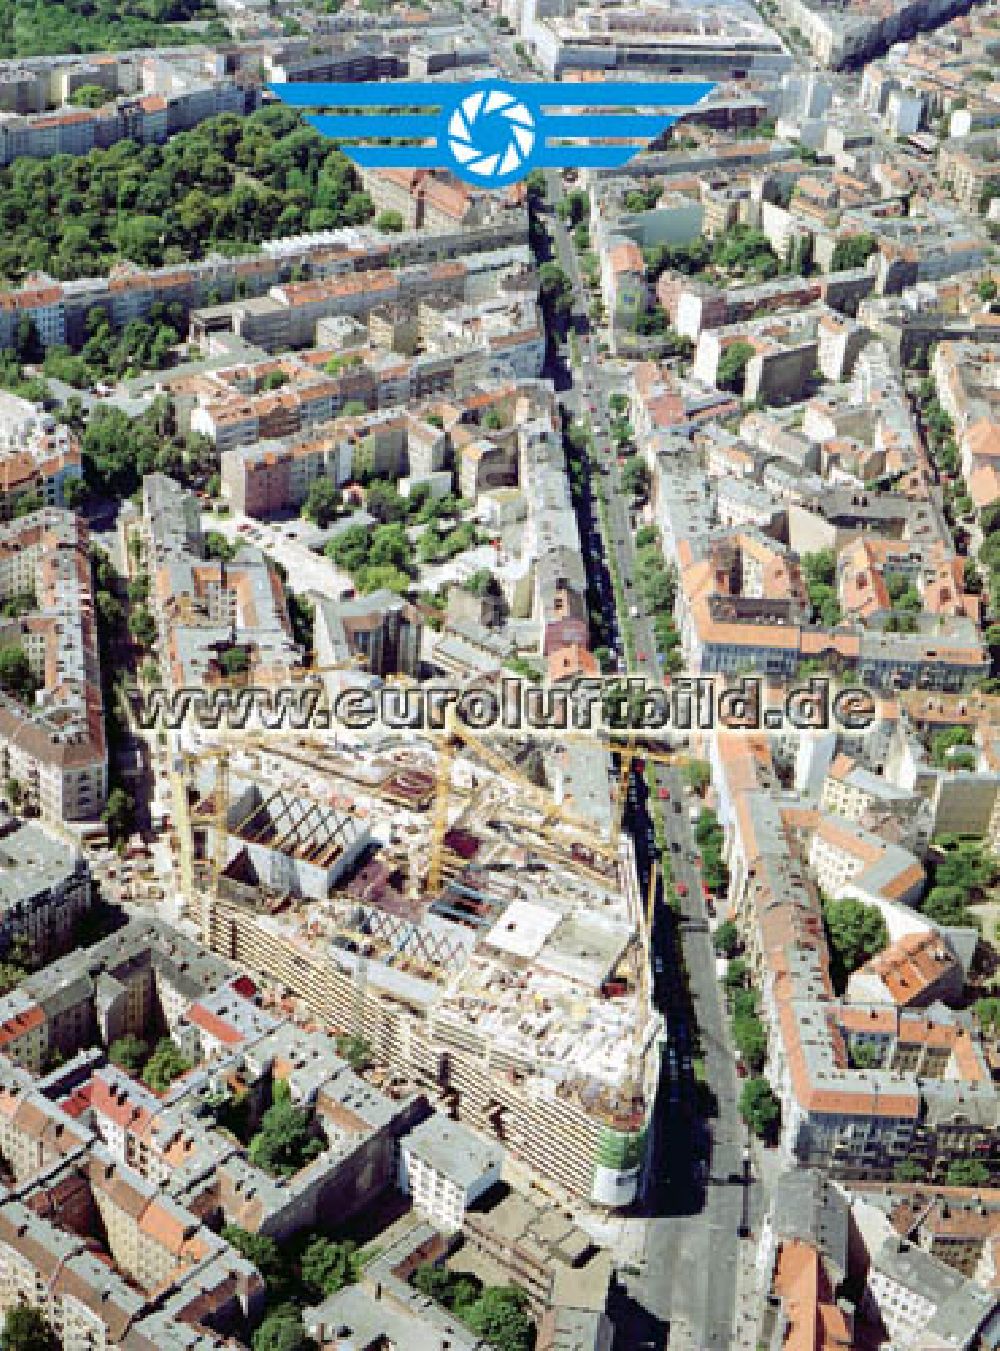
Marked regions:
[542,170,765,1350]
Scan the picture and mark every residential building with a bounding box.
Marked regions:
[315,590,423,679]
[0,813,90,963]
[398,1116,503,1232]
[864,1235,1000,1350]
[0,511,106,823]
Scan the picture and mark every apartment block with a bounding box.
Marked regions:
[0,511,106,823]
[315,590,423,679]
[0,78,255,169]
[398,1116,503,1232]
[0,392,82,519]
[0,212,529,355]
[0,918,431,1347]
[138,475,301,689]
[713,734,1000,1181]
[0,813,90,963]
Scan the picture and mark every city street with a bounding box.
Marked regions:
[542,176,767,1348]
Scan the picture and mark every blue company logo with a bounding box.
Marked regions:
[269,79,716,188]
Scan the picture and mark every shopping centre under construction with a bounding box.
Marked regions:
[172,724,663,1209]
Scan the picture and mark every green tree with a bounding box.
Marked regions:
[375,209,404,232]
[464,1286,534,1351]
[102,786,135,847]
[219,646,251,678]
[923,885,973,927]
[724,958,750,994]
[369,523,409,570]
[252,1306,316,1351]
[739,1076,780,1141]
[413,1262,456,1304]
[713,920,740,958]
[2,1306,59,1351]
[0,644,38,703]
[204,531,238,563]
[946,1158,990,1187]
[801,551,837,588]
[717,340,755,394]
[621,456,649,499]
[831,232,877,271]
[223,1226,284,1287]
[13,491,42,519]
[931,726,974,767]
[538,262,573,319]
[893,1159,926,1182]
[248,1098,324,1177]
[732,1013,768,1074]
[0,107,371,286]
[141,1037,191,1093]
[109,1034,148,1075]
[69,84,111,108]
[300,1235,362,1299]
[850,1040,881,1069]
[127,575,149,605]
[822,897,888,990]
[711,224,779,280]
[464,570,499,598]
[974,996,1000,1036]
[302,477,340,527]
[365,480,407,524]
[335,1034,371,1072]
[128,606,157,649]
[682,759,711,794]
[0,962,26,996]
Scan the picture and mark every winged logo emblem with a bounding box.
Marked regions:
[269,79,717,188]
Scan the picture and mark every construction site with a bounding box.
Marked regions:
[167,710,678,1209]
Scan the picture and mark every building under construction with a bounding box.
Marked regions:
[216,782,370,900]
[180,732,664,1210]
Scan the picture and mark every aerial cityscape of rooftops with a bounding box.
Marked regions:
[10,0,1000,1348]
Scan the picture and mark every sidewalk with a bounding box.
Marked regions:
[731,1234,763,1351]
[578,1213,648,1265]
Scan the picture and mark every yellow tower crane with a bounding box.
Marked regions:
[427,732,455,897]
[171,745,230,945]
[449,720,621,857]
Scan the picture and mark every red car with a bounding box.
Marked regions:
[676,882,688,897]
[638,651,647,661]
[659,787,670,800]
